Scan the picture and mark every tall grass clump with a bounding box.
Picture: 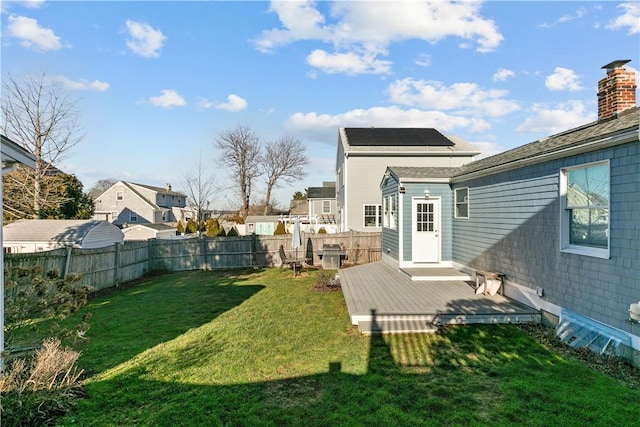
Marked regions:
[1,339,85,426]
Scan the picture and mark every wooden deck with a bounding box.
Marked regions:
[339,262,540,334]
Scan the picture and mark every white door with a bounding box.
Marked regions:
[412,198,440,263]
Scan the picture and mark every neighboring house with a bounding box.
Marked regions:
[380,60,640,364]
[307,181,337,222]
[3,219,124,253]
[122,223,178,241]
[93,181,187,225]
[336,127,479,233]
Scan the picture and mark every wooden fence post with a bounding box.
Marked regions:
[113,243,121,287]
[63,246,73,277]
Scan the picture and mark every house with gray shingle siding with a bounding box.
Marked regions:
[93,181,187,226]
[378,60,640,365]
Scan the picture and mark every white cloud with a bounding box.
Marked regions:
[414,53,431,68]
[48,75,110,92]
[287,106,490,141]
[387,78,519,117]
[606,3,640,34]
[545,67,583,91]
[307,49,391,75]
[469,140,503,160]
[517,101,596,134]
[215,94,247,112]
[255,0,503,75]
[558,8,587,23]
[493,68,515,82]
[197,97,214,109]
[22,0,45,9]
[7,15,61,51]
[148,90,186,108]
[125,20,166,58]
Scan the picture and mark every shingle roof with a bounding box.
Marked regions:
[388,166,461,180]
[307,186,336,199]
[130,182,186,197]
[3,219,110,243]
[454,107,639,178]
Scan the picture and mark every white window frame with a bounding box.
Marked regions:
[454,187,469,219]
[560,160,610,259]
[322,200,331,214]
[363,204,382,228]
[390,194,397,230]
[130,211,138,223]
[116,191,124,201]
[383,196,390,228]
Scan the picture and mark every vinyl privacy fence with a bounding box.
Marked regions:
[4,232,381,291]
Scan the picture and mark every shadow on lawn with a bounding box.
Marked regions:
[65,307,640,426]
[79,270,266,374]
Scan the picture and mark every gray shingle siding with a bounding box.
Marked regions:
[452,141,640,331]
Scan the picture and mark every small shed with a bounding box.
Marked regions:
[245,215,281,235]
[3,219,124,253]
[122,223,177,241]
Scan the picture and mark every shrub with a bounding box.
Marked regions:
[226,226,238,237]
[185,218,198,234]
[313,270,341,292]
[205,218,224,237]
[317,227,327,234]
[0,338,85,427]
[274,221,286,235]
[176,221,185,235]
[4,266,91,354]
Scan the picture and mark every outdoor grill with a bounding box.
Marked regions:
[317,244,346,269]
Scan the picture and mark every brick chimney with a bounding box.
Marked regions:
[597,59,636,121]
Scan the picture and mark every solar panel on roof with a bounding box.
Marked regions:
[345,128,454,147]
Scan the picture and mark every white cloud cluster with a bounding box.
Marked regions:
[387,78,519,118]
[7,15,61,51]
[255,0,503,75]
[48,75,110,92]
[545,67,583,91]
[493,68,515,82]
[606,2,640,34]
[517,101,596,134]
[148,90,186,108]
[215,94,248,112]
[125,19,167,58]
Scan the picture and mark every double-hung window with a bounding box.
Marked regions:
[389,194,397,229]
[364,204,382,227]
[560,160,610,258]
[455,188,469,219]
[322,200,331,214]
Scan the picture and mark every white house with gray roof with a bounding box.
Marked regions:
[93,181,187,226]
[3,219,123,253]
[336,127,479,232]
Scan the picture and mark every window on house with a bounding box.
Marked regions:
[383,196,389,228]
[130,211,138,222]
[390,194,397,230]
[455,188,469,219]
[560,161,609,258]
[116,191,123,201]
[322,200,331,214]
[111,211,118,221]
[364,204,381,227]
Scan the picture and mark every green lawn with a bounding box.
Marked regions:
[45,268,640,426]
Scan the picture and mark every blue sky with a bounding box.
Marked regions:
[2,1,638,210]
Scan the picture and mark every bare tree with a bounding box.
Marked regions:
[262,136,308,215]
[87,178,118,200]
[1,72,83,218]
[182,155,217,225]
[215,125,262,220]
